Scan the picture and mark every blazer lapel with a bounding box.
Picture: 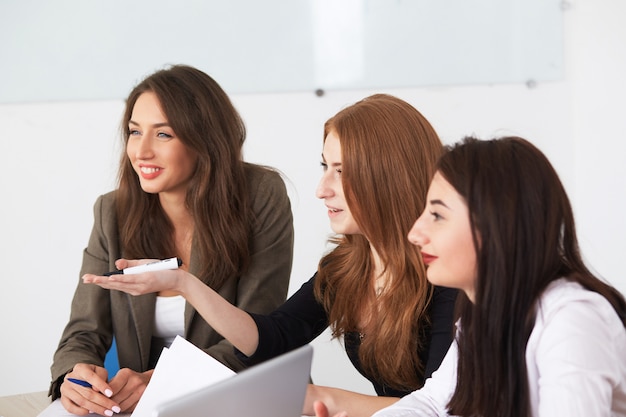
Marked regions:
[127,292,157,370]
[182,245,200,337]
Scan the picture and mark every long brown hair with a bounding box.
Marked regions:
[116,65,251,289]
[314,94,444,391]
[441,136,626,417]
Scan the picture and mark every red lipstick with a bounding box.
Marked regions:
[138,164,162,180]
[421,252,437,265]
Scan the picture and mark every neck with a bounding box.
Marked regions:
[158,192,191,227]
[158,190,194,258]
[158,191,194,297]
[370,245,389,295]
[370,245,384,276]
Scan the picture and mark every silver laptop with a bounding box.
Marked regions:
[152,344,313,417]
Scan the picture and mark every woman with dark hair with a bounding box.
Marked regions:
[369,136,626,417]
[49,65,294,416]
[86,94,458,417]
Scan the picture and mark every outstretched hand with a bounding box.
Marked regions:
[82,258,184,296]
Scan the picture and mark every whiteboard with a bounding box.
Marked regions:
[0,0,563,103]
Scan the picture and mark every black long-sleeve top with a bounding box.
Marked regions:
[239,274,457,397]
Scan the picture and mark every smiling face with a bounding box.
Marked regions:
[408,171,478,301]
[315,130,361,235]
[126,92,197,199]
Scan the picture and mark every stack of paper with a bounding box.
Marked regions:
[131,336,235,416]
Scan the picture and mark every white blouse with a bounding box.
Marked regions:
[373,279,626,417]
[153,295,185,347]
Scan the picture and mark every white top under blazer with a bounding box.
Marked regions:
[153,295,185,347]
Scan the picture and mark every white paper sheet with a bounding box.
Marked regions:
[131,336,235,417]
[37,336,235,417]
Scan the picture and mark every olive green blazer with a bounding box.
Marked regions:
[49,164,294,398]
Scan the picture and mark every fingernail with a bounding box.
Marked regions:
[104,410,113,417]
[105,389,113,397]
[89,411,94,414]
[112,406,121,413]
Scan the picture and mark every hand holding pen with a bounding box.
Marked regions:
[103,257,182,276]
[61,364,153,415]
[60,363,120,416]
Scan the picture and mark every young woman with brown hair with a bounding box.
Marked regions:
[50,65,294,416]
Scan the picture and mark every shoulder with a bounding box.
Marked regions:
[536,279,616,319]
[94,190,117,207]
[532,278,625,344]
[243,163,290,202]
[86,191,121,245]
[244,163,287,189]
[92,190,118,217]
[527,279,626,399]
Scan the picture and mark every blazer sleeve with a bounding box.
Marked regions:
[48,193,120,399]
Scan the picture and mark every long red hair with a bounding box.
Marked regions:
[314,94,444,391]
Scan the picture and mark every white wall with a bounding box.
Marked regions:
[1,0,625,397]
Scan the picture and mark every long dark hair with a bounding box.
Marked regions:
[314,94,444,391]
[441,136,626,417]
[116,65,251,289]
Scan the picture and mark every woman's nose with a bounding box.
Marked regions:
[315,175,333,199]
[407,216,427,247]
[134,136,154,159]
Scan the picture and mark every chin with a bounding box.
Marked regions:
[139,186,160,194]
[426,272,444,287]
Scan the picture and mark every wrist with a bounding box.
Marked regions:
[176,271,194,297]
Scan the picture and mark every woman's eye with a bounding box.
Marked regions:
[128,129,140,136]
[320,162,341,176]
[157,132,173,139]
[430,211,443,221]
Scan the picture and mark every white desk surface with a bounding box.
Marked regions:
[0,391,310,417]
[0,391,49,417]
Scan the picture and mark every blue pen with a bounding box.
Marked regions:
[68,378,92,388]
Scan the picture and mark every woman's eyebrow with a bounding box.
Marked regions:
[320,154,342,167]
[429,199,450,209]
[128,120,170,128]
